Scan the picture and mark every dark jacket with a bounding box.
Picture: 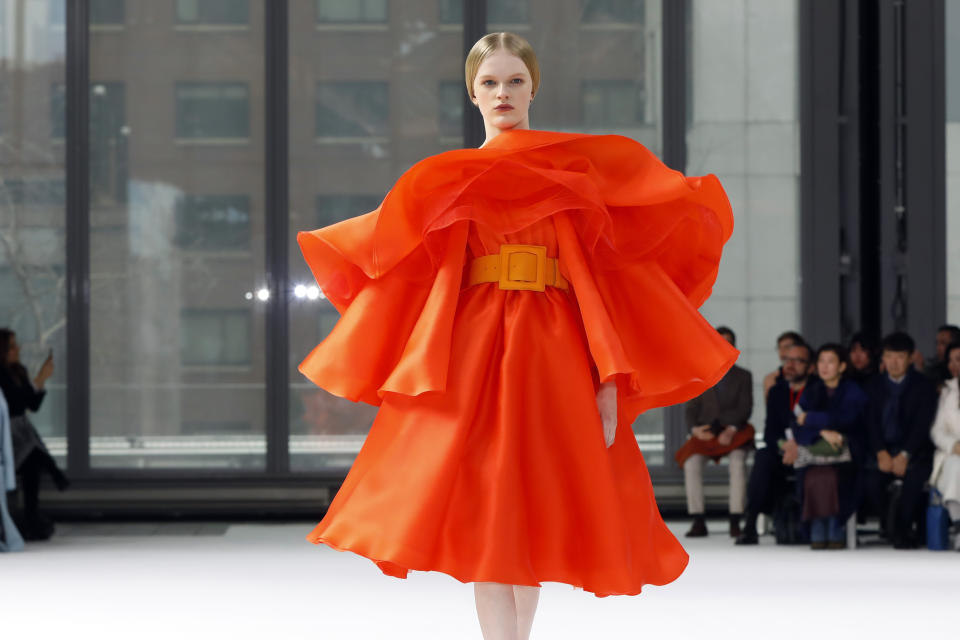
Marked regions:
[684,364,753,431]
[763,376,807,450]
[796,377,868,460]
[863,367,937,461]
[0,366,45,419]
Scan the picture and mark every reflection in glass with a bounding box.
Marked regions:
[316,0,387,24]
[176,0,249,25]
[530,0,661,152]
[289,2,462,471]
[582,0,647,24]
[49,0,124,26]
[439,0,529,25]
[89,0,266,469]
[315,82,389,139]
[180,310,252,366]
[175,83,250,139]
[175,195,251,251]
[0,0,68,465]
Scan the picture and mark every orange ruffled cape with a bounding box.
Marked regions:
[298,129,737,597]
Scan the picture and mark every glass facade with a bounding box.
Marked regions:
[687,0,800,429]
[0,0,69,465]
[947,0,960,322]
[288,1,462,471]
[0,0,819,480]
[288,0,667,471]
[87,0,267,469]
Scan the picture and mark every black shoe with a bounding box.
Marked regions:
[827,540,846,550]
[892,533,918,550]
[735,529,759,545]
[685,516,708,538]
[21,515,55,541]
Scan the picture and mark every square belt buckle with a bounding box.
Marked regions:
[498,244,547,291]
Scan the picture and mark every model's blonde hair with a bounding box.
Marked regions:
[464,32,540,97]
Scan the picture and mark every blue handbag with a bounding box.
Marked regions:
[926,488,951,551]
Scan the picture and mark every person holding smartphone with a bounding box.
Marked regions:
[0,329,69,541]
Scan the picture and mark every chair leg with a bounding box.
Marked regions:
[846,513,857,549]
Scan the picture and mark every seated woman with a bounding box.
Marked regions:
[930,341,960,545]
[0,329,69,540]
[793,344,867,549]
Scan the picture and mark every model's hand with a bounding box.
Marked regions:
[877,450,893,474]
[597,381,617,448]
[820,429,844,450]
[781,439,799,466]
[717,426,737,447]
[796,411,807,426]
[953,442,960,456]
[892,452,908,477]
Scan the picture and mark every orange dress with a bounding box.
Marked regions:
[298,129,737,597]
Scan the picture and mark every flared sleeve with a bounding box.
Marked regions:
[297,129,737,419]
[297,216,469,406]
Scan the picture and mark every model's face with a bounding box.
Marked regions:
[883,350,910,378]
[472,50,533,135]
[849,342,871,370]
[817,351,845,383]
[949,348,960,379]
[936,330,953,361]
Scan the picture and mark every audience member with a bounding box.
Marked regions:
[929,341,960,543]
[915,325,960,388]
[763,331,804,399]
[0,329,69,541]
[846,331,879,387]
[862,332,937,549]
[736,341,815,545]
[676,326,754,538]
[0,390,24,552]
[792,344,867,549]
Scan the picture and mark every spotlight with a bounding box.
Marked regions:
[294,284,307,299]
[256,288,270,301]
[244,291,253,301]
[306,286,320,300]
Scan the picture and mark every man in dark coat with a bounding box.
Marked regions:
[862,332,937,548]
[735,341,814,545]
[680,326,753,538]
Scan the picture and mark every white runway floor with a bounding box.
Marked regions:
[1,519,956,640]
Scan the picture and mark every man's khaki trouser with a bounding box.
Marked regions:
[683,448,748,515]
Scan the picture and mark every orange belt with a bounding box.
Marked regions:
[465,244,568,292]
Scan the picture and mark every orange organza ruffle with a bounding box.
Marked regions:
[297,129,737,597]
[297,129,736,418]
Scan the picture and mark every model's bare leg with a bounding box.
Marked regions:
[513,585,540,640]
[474,582,518,640]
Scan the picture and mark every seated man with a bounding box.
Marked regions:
[736,340,814,545]
[914,324,960,388]
[763,331,804,399]
[676,326,754,538]
[847,331,879,388]
[863,332,937,548]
